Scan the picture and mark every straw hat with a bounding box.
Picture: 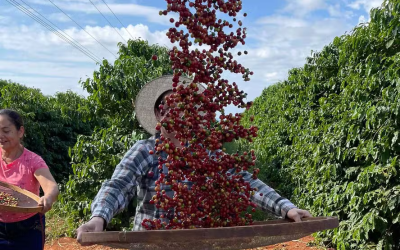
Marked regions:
[135,75,205,135]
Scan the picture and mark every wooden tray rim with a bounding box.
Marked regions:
[0,180,43,213]
[82,216,339,244]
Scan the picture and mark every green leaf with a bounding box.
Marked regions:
[386,39,395,49]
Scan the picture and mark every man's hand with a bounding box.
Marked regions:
[76,217,105,246]
[38,196,53,214]
[286,208,312,222]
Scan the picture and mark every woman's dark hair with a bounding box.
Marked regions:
[0,109,24,130]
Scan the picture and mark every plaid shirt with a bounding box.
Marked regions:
[91,136,297,231]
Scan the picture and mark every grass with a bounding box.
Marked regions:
[45,202,82,243]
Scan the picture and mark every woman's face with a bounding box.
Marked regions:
[0,115,24,151]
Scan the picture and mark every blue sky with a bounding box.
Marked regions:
[0,0,383,113]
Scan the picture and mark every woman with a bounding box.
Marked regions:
[0,109,59,250]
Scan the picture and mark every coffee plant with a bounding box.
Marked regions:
[241,0,400,249]
[0,80,101,184]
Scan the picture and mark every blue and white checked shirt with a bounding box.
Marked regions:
[91,136,297,231]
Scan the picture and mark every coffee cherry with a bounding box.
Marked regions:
[143,0,259,231]
[0,192,18,206]
[148,171,155,178]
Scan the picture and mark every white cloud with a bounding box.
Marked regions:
[48,12,71,23]
[0,23,172,62]
[257,15,307,28]
[226,15,356,104]
[280,0,359,19]
[358,15,367,24]
[0,23,173,97]
[0,15,10,24]
[348,0,383,13]
[283,0,327,16]
[0,72,87,96]
[328,4,342,17]
[28,0,175,26]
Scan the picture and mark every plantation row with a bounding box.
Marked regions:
[1,1,399,249]
[241,1,400,249]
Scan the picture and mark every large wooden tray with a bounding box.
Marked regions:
[82,216,339,250]
[0,180,43,213]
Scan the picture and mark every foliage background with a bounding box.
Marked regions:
[241,0,400,249]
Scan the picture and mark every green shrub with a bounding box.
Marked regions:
[241,1,400,249]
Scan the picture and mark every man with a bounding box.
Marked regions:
[76,75,312,244]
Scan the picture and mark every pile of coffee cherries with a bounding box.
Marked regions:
[0,191,18,207]
[143,0,259,230]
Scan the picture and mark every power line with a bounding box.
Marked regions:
[19,0,102,63]
[12,0,100,63]
[100,0,135,40]
[6,0,100,63]
[47,0,117,59]
[6,0,99,63]
[88,0,127,43]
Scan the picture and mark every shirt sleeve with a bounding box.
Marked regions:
[230,169,297,218]
[31,155,49,173]
[90,141,153,225]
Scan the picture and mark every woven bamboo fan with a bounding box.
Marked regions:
[0,180,43,213]
[81,216,339,250]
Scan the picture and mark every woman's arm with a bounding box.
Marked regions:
[34,168,60,213]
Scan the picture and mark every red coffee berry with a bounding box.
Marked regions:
[143,0,259,230]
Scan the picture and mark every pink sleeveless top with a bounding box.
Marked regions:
[0,147,48,223]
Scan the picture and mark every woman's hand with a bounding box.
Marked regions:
[38,195,54,213]
[34,168,60,214]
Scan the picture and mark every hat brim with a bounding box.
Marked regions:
[135,75,204,135]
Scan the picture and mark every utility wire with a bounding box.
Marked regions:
[88,0,127,43]
[48,0,117,59]
[19,0,102,63]
[6,0,100,63]
[100,0,135,40]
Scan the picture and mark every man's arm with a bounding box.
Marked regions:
[90,141,154,227]
[229,169,297,219]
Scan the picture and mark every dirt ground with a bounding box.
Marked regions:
[44,235,329,250]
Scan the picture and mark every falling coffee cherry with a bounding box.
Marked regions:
[142,0,259,231]
[147,171,155,178]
